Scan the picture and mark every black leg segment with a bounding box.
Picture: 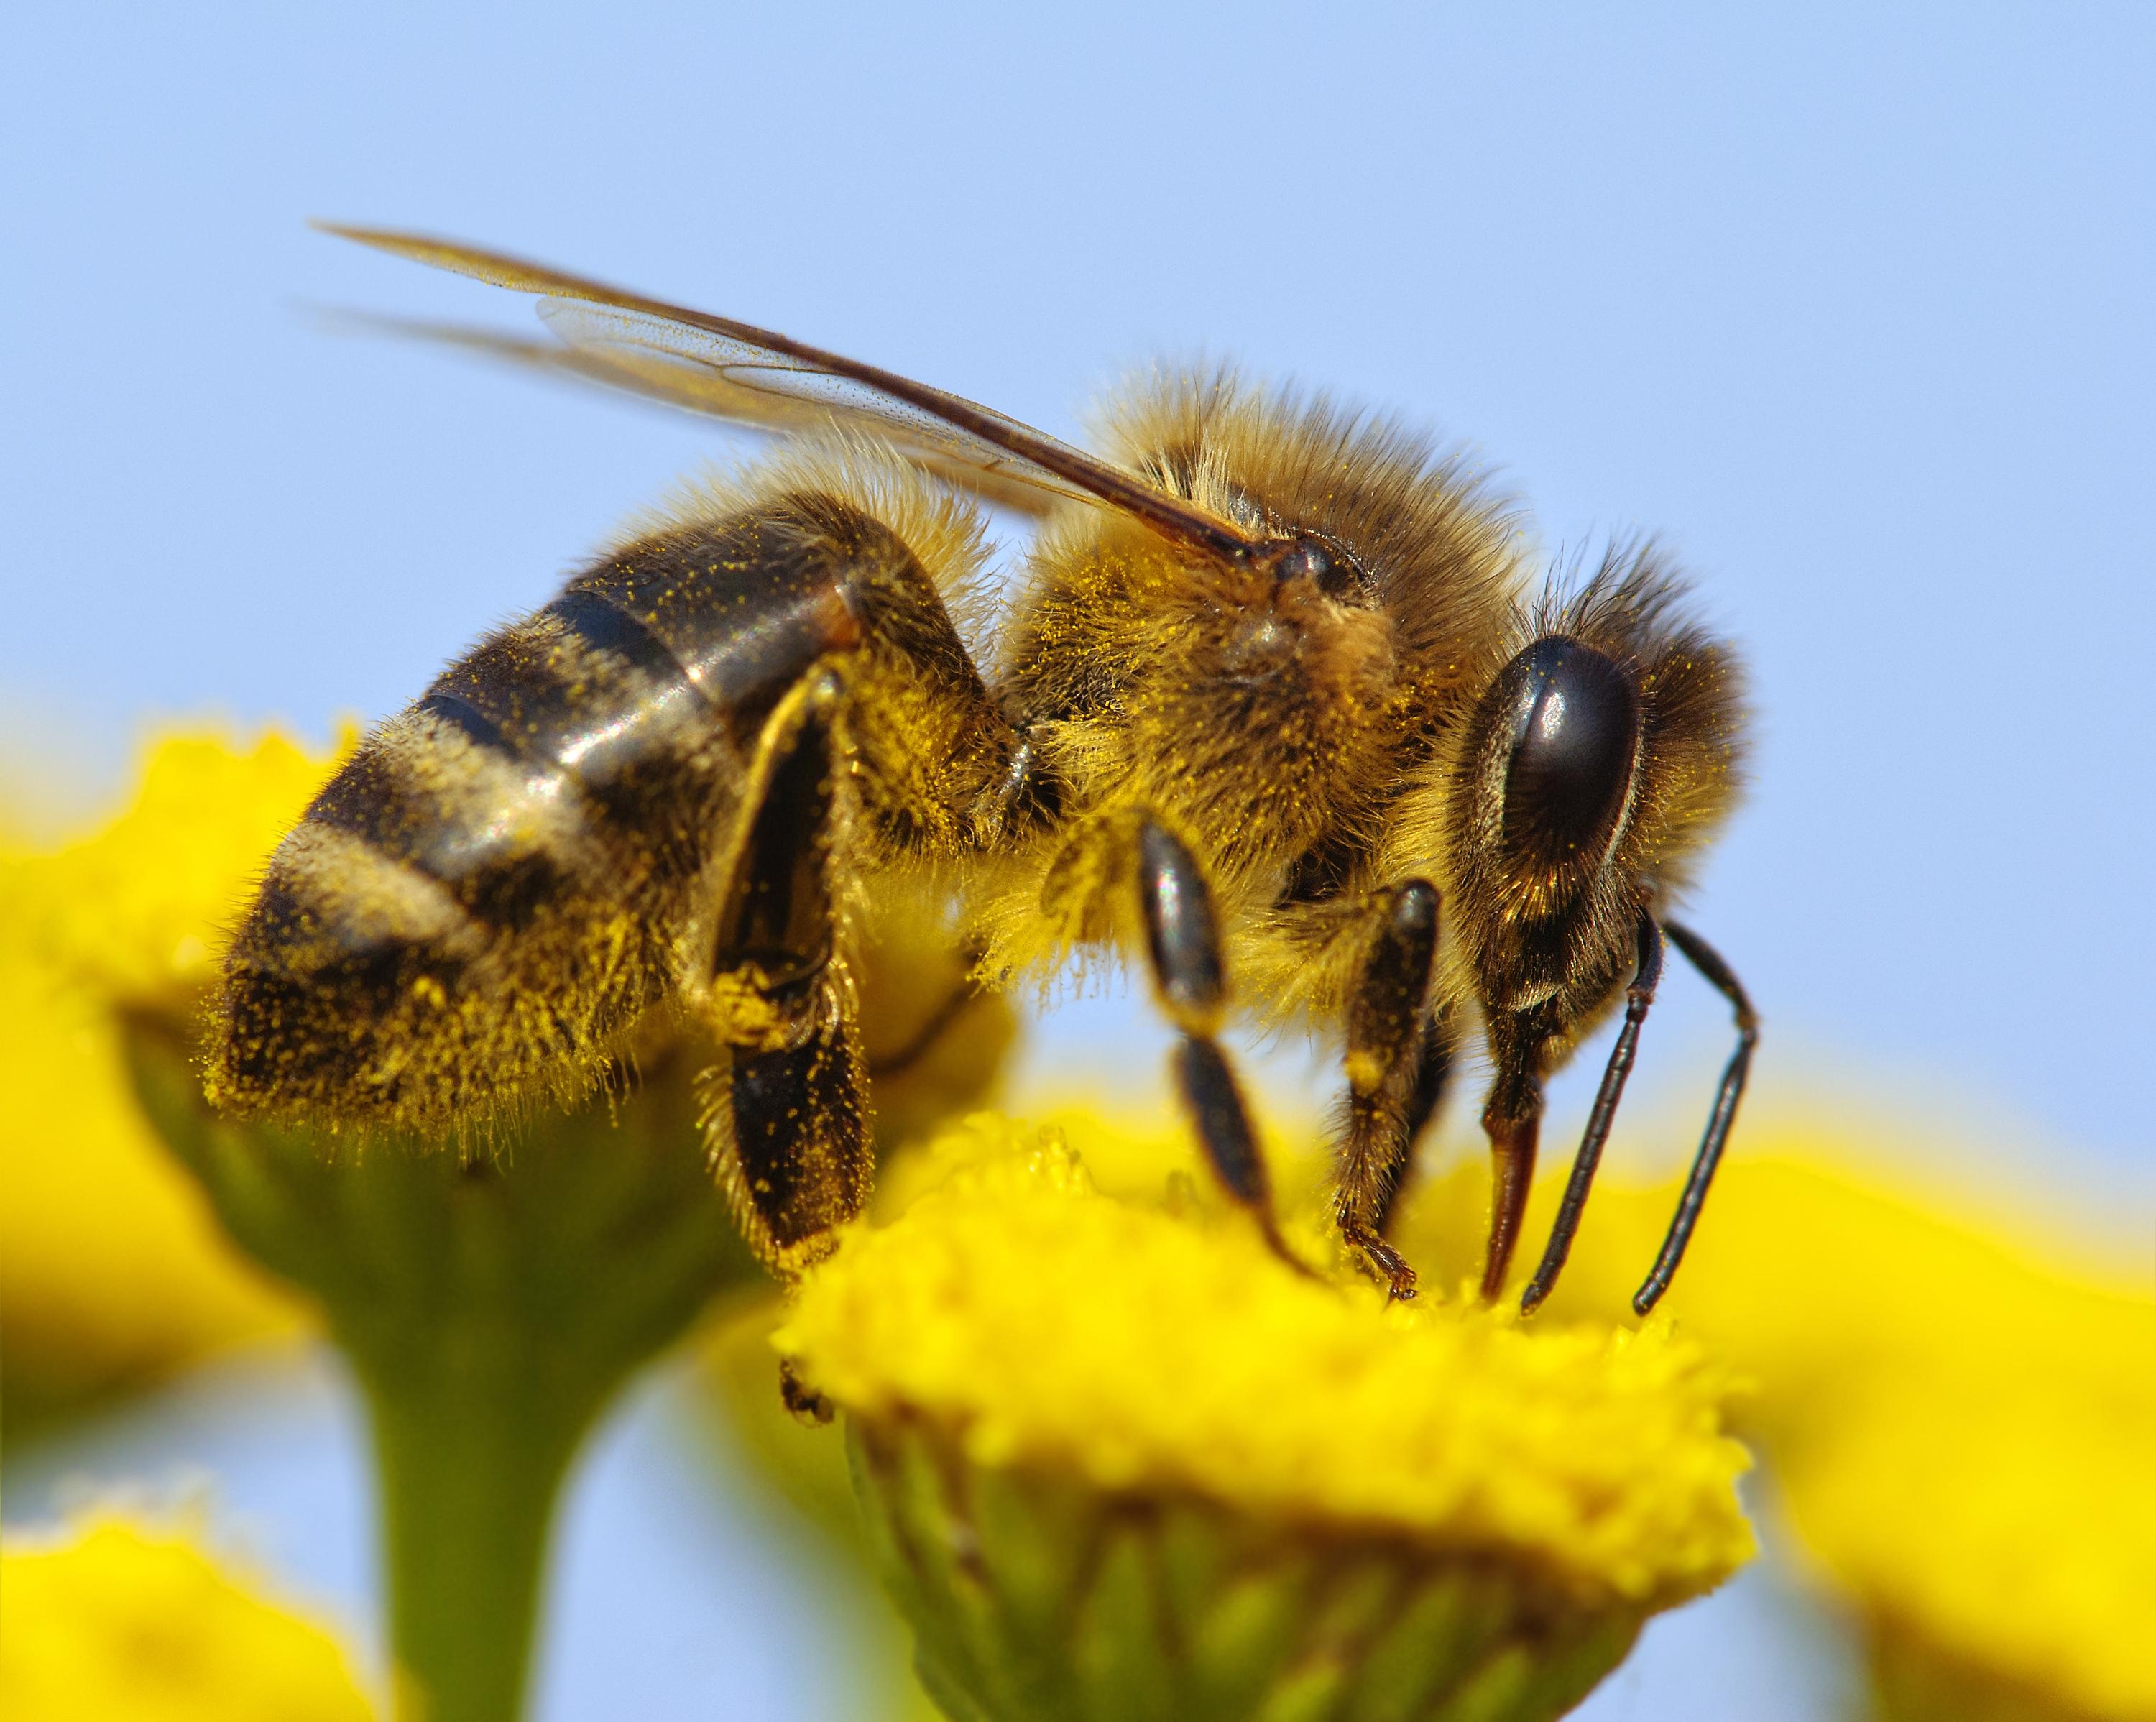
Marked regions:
[723,989,870,1274]
[1135,818,1304,1272]
[1632,920,1758,1314]
[1391,1008,1458,1211]
[1138,821,1227,1028]
[696,676,872,1279]
[1336,881,1441,1299]
[1520,910,1664,1314]
[1173,1039,1276,1225]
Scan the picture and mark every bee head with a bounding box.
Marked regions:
[1447,547,1748,1012]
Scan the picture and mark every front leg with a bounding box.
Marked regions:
[1335,881,1442,1299]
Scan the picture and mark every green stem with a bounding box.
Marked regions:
[119,1013,766,1722]
[358,1346,599,1722]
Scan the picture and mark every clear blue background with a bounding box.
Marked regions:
[5,6,2150,1718]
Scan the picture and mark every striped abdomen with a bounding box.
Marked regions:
[209,502,865,1128]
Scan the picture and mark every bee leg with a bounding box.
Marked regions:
[1133,819,1307,1274]
[1336,881,1441,1301]
[1631,921,1758,1314]
[696,674,872,1286]
[1373,1008,1457,1240]
[1520,911,1664,1314]
[1478,1010,1554,1302]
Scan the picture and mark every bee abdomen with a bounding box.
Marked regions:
[420,586,740,884]
[211,689,705,1126]
[208,504,885,1128]
[210,571,739,1126]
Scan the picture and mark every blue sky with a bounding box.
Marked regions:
[6,5,2150,1174]
[5,6,2151,1716]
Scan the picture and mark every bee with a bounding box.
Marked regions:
[209,226,1754,1315]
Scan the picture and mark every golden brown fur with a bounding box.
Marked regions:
[215,222,1756,1305]
[975,374,1526,1002]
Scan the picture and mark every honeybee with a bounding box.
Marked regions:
[210,226,1754,1316]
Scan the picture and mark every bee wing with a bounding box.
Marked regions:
[320,224,1264,558]
[315,306,1069,517]
[535,298,1095,517]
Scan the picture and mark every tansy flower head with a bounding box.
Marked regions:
[777,1114,1754,1722]
[0,728,338,1425]
[1396,1131,2155,1722]
[1787,1369,2155,1722]
[19,728,764,1722]
[11,727,351,1000]
[0,1516,377,1722]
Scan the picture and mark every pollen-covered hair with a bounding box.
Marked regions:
[1091,367,1528,692]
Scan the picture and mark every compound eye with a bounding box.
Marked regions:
[1499,637,1641,867]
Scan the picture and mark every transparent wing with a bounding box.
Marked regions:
[536,298,1095,515]
[317,306,1070,517]
[318,224,1264,557]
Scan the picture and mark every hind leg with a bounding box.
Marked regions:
[691,673,872,1284]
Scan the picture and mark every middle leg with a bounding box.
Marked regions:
[1129,818,1307,1272]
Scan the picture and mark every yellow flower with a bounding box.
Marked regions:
[0,1516,378,1722]
[776,1113,1754,1722]
[1396,1129,2154,1722]
[1790,1371,2154,1722]
[1,729,341,1427]
[8,728,351,1000]
[122,985,765,1722]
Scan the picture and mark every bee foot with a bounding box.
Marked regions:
[1345,1226,1419,1302]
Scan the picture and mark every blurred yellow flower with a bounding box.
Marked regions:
[0,1516,378,1722]
[778,1113,1753,1722]
[1,729,342,1427]
[10,728,349,998]
[1396,1128,2155,1722]
[1792,1370,2154,1722]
